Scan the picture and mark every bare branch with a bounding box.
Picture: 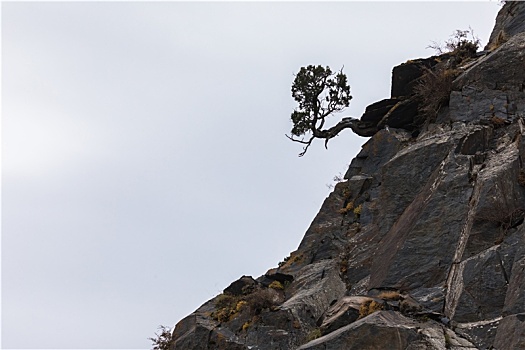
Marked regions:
[285,134,311,144]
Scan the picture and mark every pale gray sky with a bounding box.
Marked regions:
[2,1,500,349]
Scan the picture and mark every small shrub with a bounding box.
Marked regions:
[245,288,278,314]
[215,293,237,309]
[358,300,383,318]
[269,280,285,290]
[149,325,173,350]
[236,300,248,312]
[212,293,241,323]
[428,28,480,60]
[242,321,251,331]
[278,253,303,268]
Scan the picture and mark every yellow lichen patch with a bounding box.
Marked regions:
[338,202,354,214]
[269,281,284,290]
[353,204,363,216]
[279,252,304,269]
[211,293,242,323]
[236,300,248,312]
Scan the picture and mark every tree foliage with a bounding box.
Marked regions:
[149,325,173,350]
[287,65,353,156]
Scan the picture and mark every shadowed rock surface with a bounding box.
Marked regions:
[165,4,525,349]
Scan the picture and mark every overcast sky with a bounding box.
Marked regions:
[2,1,501,349]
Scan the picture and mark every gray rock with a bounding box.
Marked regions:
[454,318,501,350]
[280,260,346,328]
[224,275,258,296]
[486,1,525,50]
[453,247,508,323]
[318,296,372,335]
[360,98,399,125]
[502,230,525,315]
[391,57,440,98]
[493,313,525,350]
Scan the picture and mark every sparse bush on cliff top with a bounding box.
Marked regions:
[149,325,173,350]
[428,27,480,59]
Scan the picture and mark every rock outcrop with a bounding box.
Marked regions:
[166,3,525,349]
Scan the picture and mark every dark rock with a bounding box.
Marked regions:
[409,286,447,313]
[223,275,258,296]
[452,247,509,323]
[318,296,372,335]
[454,318,501,350]
[493,314,525,350]
[261,270,294,286]
[454,126,492,155]
[280,260,346,328]
[502,230,525,315]
[344,129,409,180]
[379,97,420,130]
[391,57,440,98]
[449,88,511,124]
[486,1,525,50]
[360,98,399,124]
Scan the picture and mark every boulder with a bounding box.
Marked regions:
[391,57,440,98]
[493,314,525,350]
[318,296,373,335]
[486,1,525,50]
[223,275,258,296]
[360,98,399,125]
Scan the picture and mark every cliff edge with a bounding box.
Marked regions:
[166,3,525,349]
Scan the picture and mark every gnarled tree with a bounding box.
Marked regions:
[287,65,355,156]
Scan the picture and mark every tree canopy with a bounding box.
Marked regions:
[287,65,353,156]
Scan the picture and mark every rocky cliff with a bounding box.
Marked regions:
[166,3,525,349]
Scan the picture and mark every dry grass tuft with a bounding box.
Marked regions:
[414,67,459,122]
[377,291,402,301]
[358,300,384,319]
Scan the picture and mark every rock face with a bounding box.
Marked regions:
[166,4,525,349]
